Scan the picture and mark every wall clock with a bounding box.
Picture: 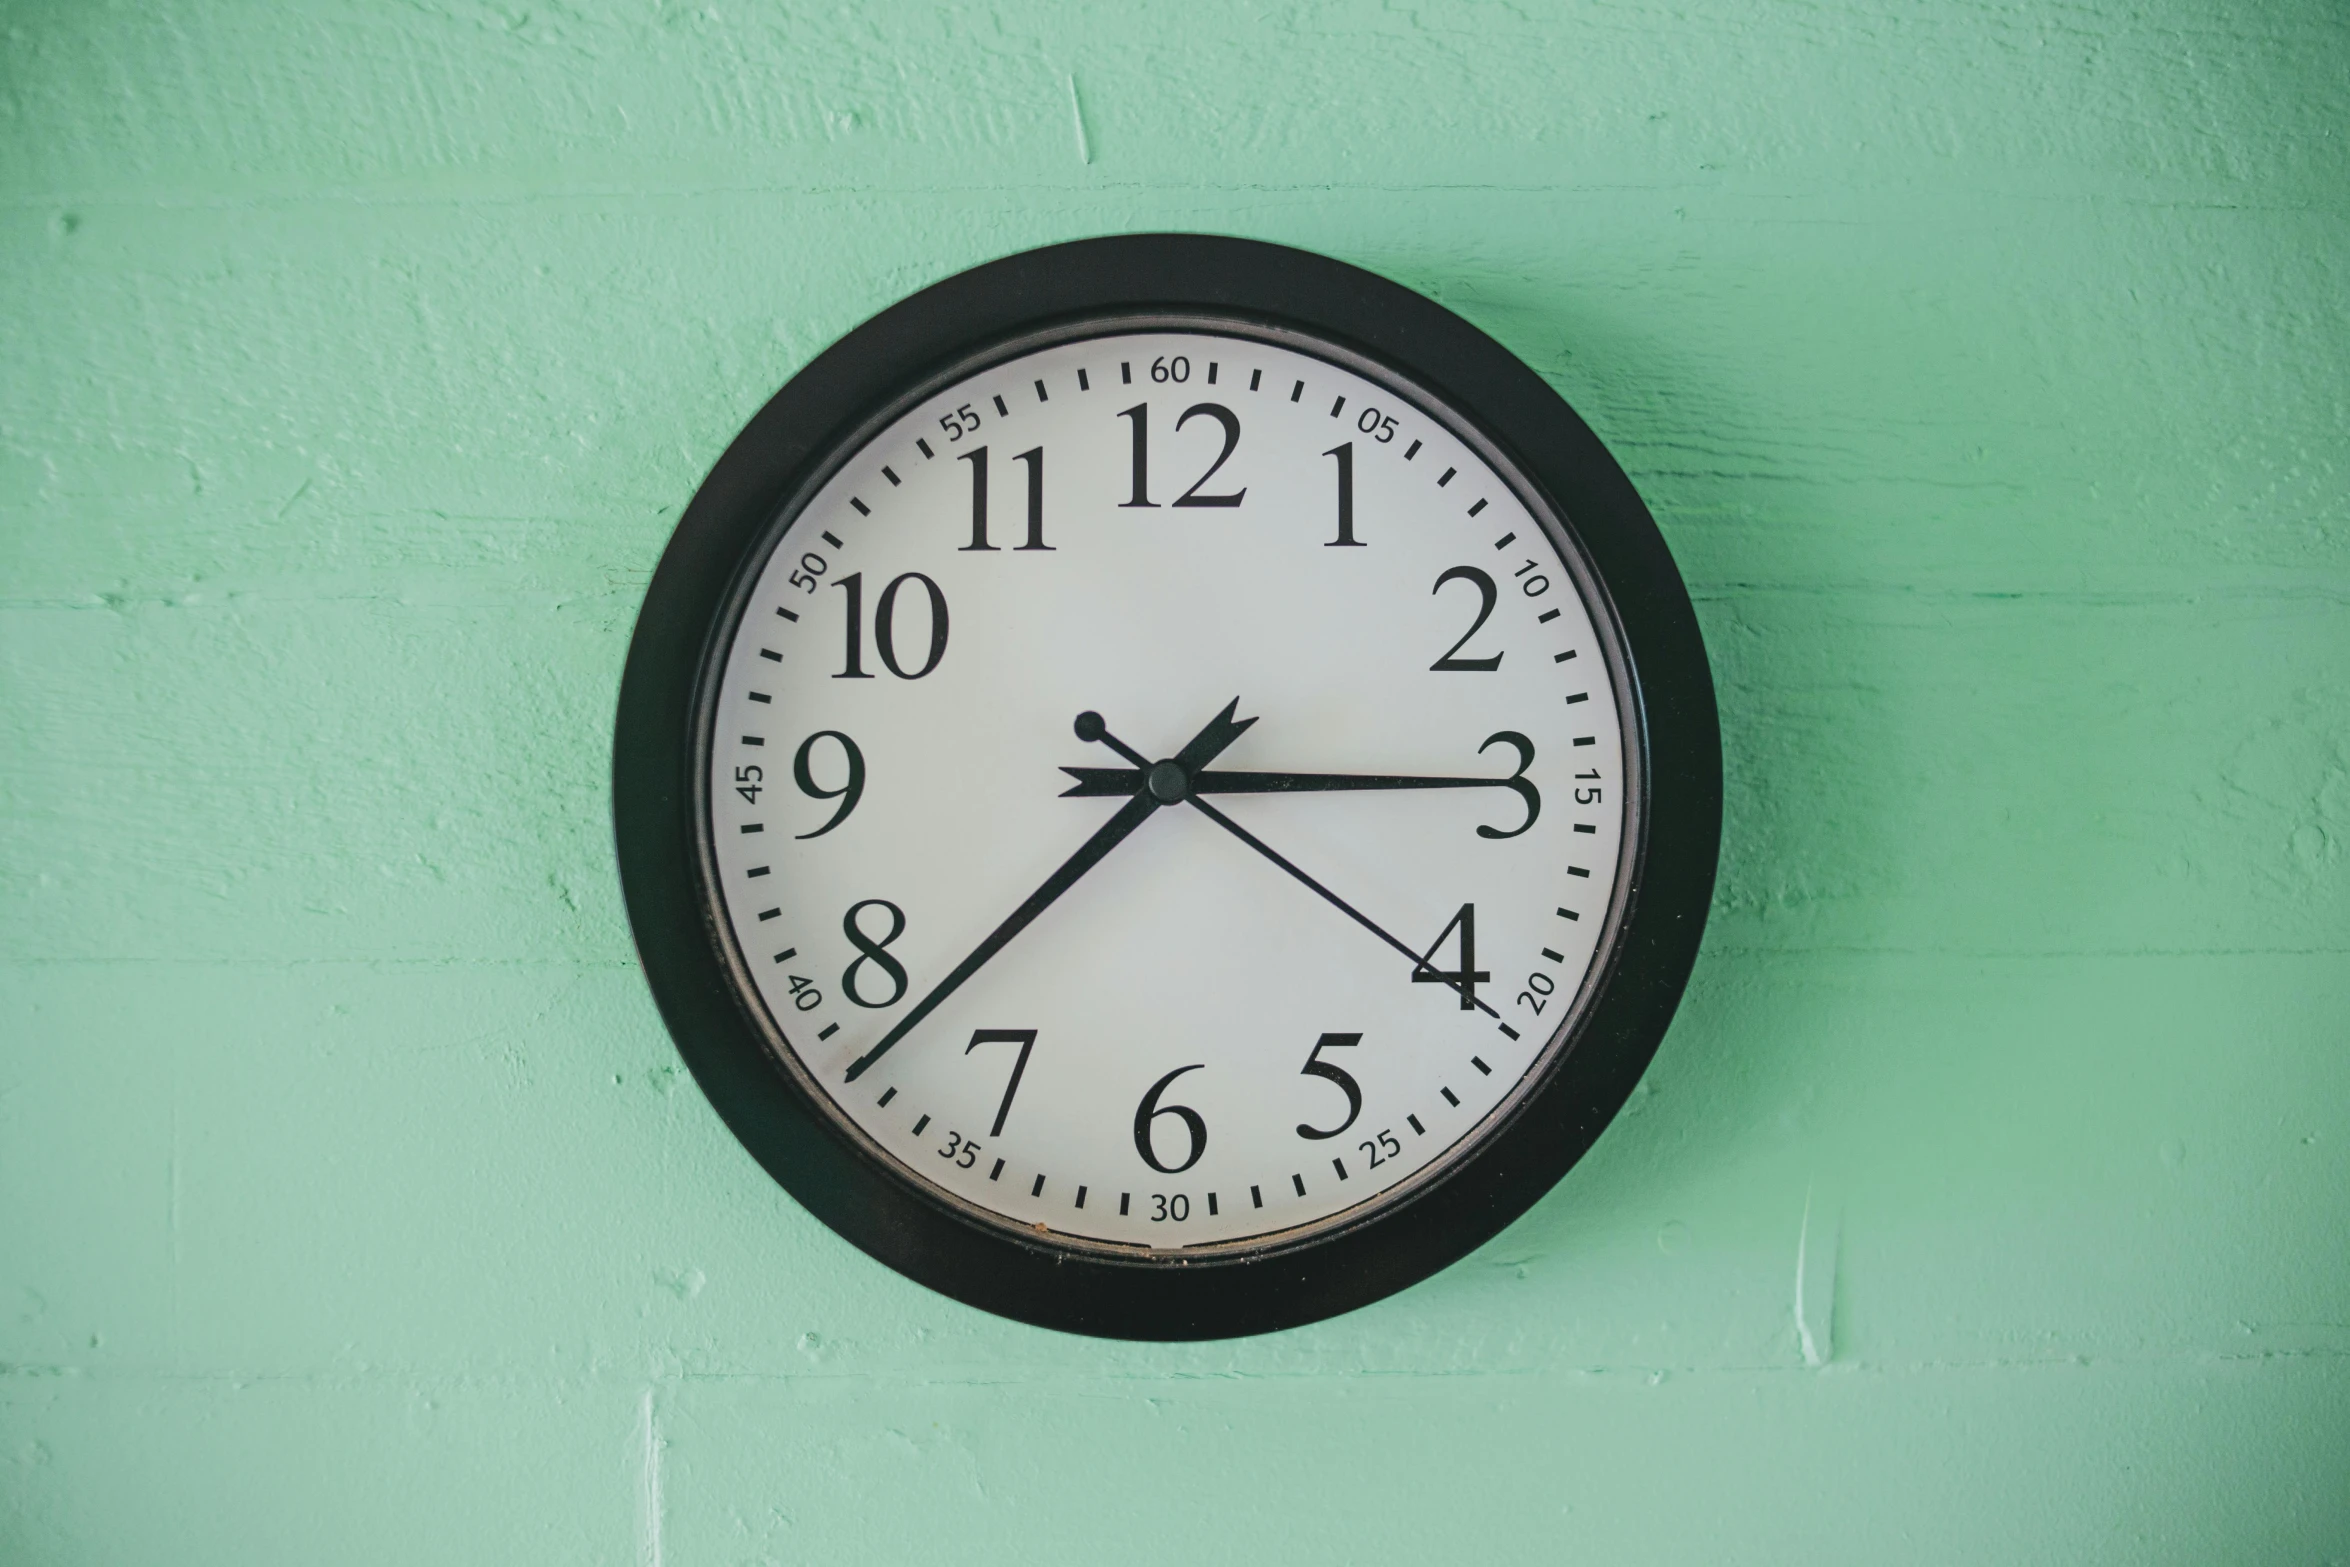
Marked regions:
[614,234,1719,1339]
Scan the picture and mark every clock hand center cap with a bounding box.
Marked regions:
[1145,760,1190,804]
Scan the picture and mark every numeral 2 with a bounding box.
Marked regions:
[1429,566,1503,671]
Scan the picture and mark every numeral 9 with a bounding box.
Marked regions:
[792,730,865,839]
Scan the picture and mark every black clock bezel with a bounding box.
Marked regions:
[614,234,1721,1340]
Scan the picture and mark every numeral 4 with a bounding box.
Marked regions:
[1410,903,1489,1011]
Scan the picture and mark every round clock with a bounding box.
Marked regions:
[615,234,1719,1339]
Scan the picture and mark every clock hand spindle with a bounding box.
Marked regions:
[840,699,1256,1082]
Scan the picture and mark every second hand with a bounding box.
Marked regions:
[1076,717,1499,1019]
[1185,795,1501,1021]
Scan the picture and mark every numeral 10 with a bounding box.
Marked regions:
[833,572,949,680]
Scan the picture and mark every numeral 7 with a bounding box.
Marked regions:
[965,1028,1037,1137]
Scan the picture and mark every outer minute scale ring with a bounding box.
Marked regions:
[614,234,1721,1339]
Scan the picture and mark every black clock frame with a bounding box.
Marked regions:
[614,234,1720,1340]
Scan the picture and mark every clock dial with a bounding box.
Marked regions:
[700,324,1633,1251]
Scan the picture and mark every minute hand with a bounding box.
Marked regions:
[1061,768,1518,797]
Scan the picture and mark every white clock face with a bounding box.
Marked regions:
[700,323,1633,1252]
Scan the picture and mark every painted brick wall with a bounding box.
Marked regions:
[3,2,2346,1561]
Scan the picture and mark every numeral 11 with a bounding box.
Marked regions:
[958,445,1050,551]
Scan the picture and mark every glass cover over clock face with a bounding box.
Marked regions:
[700,322,1634,1253]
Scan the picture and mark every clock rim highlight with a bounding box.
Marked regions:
[614,234,1720,1340]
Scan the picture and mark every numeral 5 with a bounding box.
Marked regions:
[1295,1032,1363,1140]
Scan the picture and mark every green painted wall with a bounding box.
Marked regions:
[4,1,2346,1560]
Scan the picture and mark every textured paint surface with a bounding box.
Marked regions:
[3,1,2347,1561]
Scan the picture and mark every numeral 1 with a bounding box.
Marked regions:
[1012,447,1048,549]
[1118,404,1156,508]
[834,571,870,678]
[957,447,993,550]
[1324,442,1363,547]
